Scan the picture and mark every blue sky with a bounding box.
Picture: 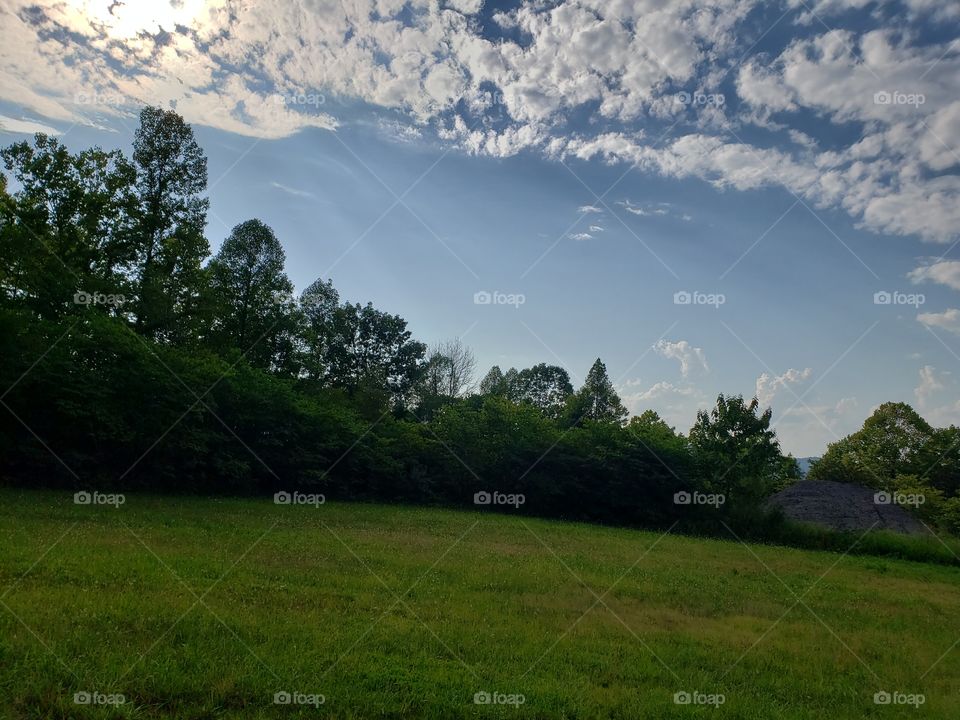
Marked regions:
[1,0,959,455]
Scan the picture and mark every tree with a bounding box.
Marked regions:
[808,402,939,489]
[324,301,426,407]
[130,106,210,342]
[688,394,789,503]
[511,363,573,420]
[565,358,627,426]
[479,366,508,396]
[0,135,136,318]
[207,219,296,372]
[299,277,340,381]
[423,338,477,399]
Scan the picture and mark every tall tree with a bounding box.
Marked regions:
[809,402,937,488]
[299,277,340,381]
[131,106,209,342]
[208,219,296,372]
[566,358,627,426]
[1,135,136,318]
[688,394,792,502]
[511,363,573,420]
[325,301,426,406]
[479,365,508,396]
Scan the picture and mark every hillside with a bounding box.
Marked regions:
[1,489,958,718]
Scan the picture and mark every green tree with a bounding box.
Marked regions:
[1,135,136,318]
[325,301,426,407]
[299,277,340,381]
[808,402,936,488]
[688,394,789,503]
[479,365,508,396]
[511,363,573,420]
[131,106,210,342]
[207,219,296,372]
[565,358,627,426]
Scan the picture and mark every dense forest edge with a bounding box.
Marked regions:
[3,107,960,564]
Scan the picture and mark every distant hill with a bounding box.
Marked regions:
[795,456,820,477]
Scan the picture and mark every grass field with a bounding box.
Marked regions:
[1,489,959,719]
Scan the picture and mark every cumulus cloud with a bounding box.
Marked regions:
[917,308,960,334]
[915,364,946,408]
[908,260,960,291]
[755,367,812,406]
[653,339,709,377]
[1,0,957,242]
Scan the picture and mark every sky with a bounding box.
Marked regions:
[0,0,959,456]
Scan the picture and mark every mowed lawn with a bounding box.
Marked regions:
[1,489,959,719]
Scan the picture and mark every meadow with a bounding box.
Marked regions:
[1,488,958,719]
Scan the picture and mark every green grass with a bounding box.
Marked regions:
[1,489,959,719]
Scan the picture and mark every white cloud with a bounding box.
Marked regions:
[577,205,602,213]
[915,364,946,408]
[755,367,812,406]
[917,308,960,334]
[270,181,313,198]
[653,339,709,378]
[1,0,957,243]
[0,114,61,135]
[636,381,698,401]
[908,260,960,291]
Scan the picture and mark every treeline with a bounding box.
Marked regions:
[0,107,802,532]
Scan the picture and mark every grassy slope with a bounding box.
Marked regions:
[0,489,958,719]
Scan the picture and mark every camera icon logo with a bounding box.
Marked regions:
[874,691,891,705]
[874,91,891,105]
[74,491,92,505]
[473,491,492,505]
[874,491,892,505]
[674,691,692,705]
[673,290,692,305]
[873,291,891,305]
[673,491,692,505]
[274,691,292,704]
[474,291,492,305]
[474,691,491,704]
[74,692,92,705]
[274,491,292,505]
